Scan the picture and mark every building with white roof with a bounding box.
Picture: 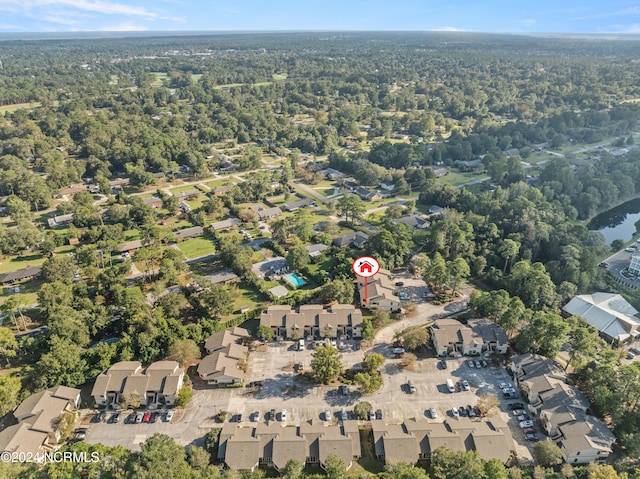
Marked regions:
[562,293,640,343]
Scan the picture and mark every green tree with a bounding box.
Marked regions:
[484,458,509,479]
[324,454,347,479]
[447,257,470,295]
[186,445,211,471]
[5,195,31,222]
[533,441,563,467]
[424,252,448,292]
[41,254,78,283]
[354,370,383,393]
[430,447,486,479]
[34,336,88,389]
[0,376,21,417]
[256,325,275,342]
[587,464,620,479]
[362,353,385,372]
[0,327,19,365]
[398,326,430,351]
[281,459,304,479]
[167,339,201,367]
[384,462,431,479]
[499,239,520,273]
[310,345,343,384]
[204,428,221,456]
[319,278,355,304]
[287,243,310,272]
[134,433,195,479]
[515,312,569,358]
[354,401,373,419]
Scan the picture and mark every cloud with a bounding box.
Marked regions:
[0,0,158,18]
[606,23,640,33]
[0,23,29,30]
[430,26,468,32]
[572,6,640,21]
[99,21,149,31]
[44,15,79,25]
[519,19,536,26]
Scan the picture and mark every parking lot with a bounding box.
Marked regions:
[82,336,533,461]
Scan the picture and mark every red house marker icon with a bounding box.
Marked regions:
[352,256,380,305]
[358,260,374,274]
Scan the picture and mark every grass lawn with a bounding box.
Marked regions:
[176,237,216,259]
[123,229,141,241]
[223,281,268,318]
[0,279,44,308]
[0,102,42,115]
[251,251,265,263]
[185,197,206,210]
[150,71,169,87]
[213,81,273,90]
[272,73,288,80]
[355,427,384,474]
[437,171,486,187]
[169,185,202,194]
[205,179,236,189]
[0,254,47,275]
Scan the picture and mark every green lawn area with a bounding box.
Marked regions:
[272,73,288,80]
[123,229,141,241]
[205,179,235,190]
[251,251,266,263]
[213,81,273,90]
[0,254,47,275]
[0,279,44,308]
[437,171,487,186]
[0,102,43,115]
[176,237,216,259]
[223,281,268,318]
[150,72,169,87]
[185,197,206,210]
[169,185,203,194]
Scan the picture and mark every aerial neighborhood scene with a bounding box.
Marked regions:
[2,1,640,478]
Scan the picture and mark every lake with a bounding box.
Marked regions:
[587,198,640,244]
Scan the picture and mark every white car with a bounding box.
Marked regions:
[498,382,513,389]
[512,409,527,416]
[323,410,331,421]
[467,360,475,368]
[461,380,470,391]
[429,407,437,419]
[165,410,174,422]
[519,420,534,428]
[280,409,287,421]
[451,407,459,417]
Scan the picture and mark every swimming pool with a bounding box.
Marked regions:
[283,273,306,288]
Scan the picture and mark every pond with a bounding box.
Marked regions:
[587,197,640,244]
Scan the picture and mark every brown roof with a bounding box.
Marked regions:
[272,427,307,470]
[224,427,261,470]
[90,361,143,397]
[260,304,363,330]
[431,319,483,346]
[197,351,244,381]
[467,318,509,345]
[558,416,616,454]
[204,327,249,353]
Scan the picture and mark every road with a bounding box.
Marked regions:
[288,180,330,204]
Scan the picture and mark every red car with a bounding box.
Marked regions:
[143,411,152,423]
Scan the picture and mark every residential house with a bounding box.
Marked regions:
[257,206,282,220]
[198,326,250,386]
[306,243,329,260]
[173,226,204,241]
[91,360,184,408]
[118,240,146,254]
[251,257,288,280]
[562,293,640,344]
[179,201,191,212]
[467,318,509,354]
[393,214,429,230]
[217,420,361,471]
[372,416,515,465]
[430,319,483,357]
[379,182,394,191]
[556,416,616,464]
[332,231,369,249]
[173,189,200,200]
[282,198,315,212]
[260,304,363,339]
[511,353,568,406]
[356,269,400,312]
[143,196,163,208]
[197,344,247,385]
[322,168,345,180]
[210,218,242,232]
[0,386,81,458]
[339,178,359,190]
[428,205,445,215]
[47,213,74,229]
[269,285,289,299]
[537,383,590,437]
[204,270,240,285]
[0,266,42,286]
[212,185,231,195]
[57,184,88,197]
[629,254,640,275]
[204,326,250,355]
[353,188,383,202]
[454,159,483,171]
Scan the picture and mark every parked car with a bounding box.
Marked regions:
[324,410,332,421]
[625,247,636,252]
[467,406,476,417]
[525,433,539,442]
[97,411,106,423]
[143,411,152,423]
[429,407,437,419]
[475,360,482,368]
[461,380,470,391]
[519,420,534,428]
[339,385,349,396]
[376,409,383,420]
[440,359,447,369]
[251,411,260,422]
[451,407,459,417]
[508,402,525,410]
[73,428,87,440]
[368,410,376,421]
[512,409,527,416]
[631,347,640,355]
[458,406,467,416]
[340,410,348,421]
[408,380,416,394]
[395,282,404,287]
[523,427,536,434]
[135,413,144,424]
[270,409,276,421]
[109,413,120,424]
[281,409,287,421]
[516,414,528,421]
[399,293,410,300]
[498,382,513,389]
[480,360,488,368]
[467,360,475,368]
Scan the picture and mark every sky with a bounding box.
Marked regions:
[0,0,639,34]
